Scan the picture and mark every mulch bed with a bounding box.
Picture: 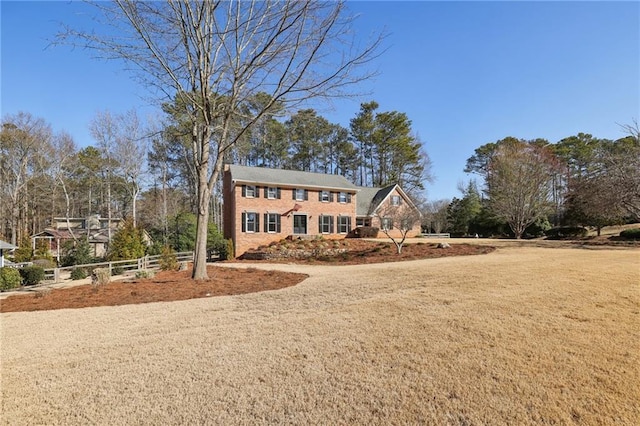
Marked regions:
[0,266,307,313]
[1,241,495,313]
[237,239,495,265]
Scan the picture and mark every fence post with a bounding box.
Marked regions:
[54,268,59,283]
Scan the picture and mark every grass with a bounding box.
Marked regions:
[1,245,639,425]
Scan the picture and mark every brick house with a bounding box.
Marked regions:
[223,165,421,256]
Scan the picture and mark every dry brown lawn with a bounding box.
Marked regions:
[1,244,639,425]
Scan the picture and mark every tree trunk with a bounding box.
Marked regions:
[192,165,211,280]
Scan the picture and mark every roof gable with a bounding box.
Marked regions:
[356,184,421,217]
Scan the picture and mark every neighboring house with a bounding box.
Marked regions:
[31,215,123,261]
[0,240,17,267]
[223,164,421,256]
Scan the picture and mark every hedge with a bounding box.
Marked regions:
[0,267,22,291]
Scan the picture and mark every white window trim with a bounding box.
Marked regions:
[295,188,305,201]
[245,212,257,233]
[266,213,279,233]
[319,215,331,234]
[391,195,401,206]
[267,187,277,199]
[338,216,350,234]
[321,191,330,202]
[245,185,257,198]
[338,192,347,203]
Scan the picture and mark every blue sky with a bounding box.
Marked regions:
[2,1,639,201]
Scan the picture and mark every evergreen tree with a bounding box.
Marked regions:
[107,219,146,261]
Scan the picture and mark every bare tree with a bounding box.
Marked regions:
[0,112,53,245]
[422,199,450,234]
[376,203,422,254]
[112,110,148,227]
[486,140,559,239]
[48,131,80,242]
[607,120,640,219]
[60,0,383,279]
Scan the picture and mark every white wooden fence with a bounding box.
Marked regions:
[43,251,194,284]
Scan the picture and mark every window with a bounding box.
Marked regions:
[381,217,393,231]
[242,212,259,233]
[293,188,307,201]
[264,213,281,233]
[318,215,333,234]
[267,187,278,199]
[391,195,401,206]
[320,191,330,202]
[338,192,348,203]
[337,216,351,234]
[244,185,257,198]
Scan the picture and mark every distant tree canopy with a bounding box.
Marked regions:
[455,125,640,238]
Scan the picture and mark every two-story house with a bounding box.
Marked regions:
[223,165,421,256]
[31,215,123,261]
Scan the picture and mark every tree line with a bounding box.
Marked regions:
[423,126,640,238]
[0,100,430,250]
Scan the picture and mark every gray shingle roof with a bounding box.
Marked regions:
[355,185,397,216]
[0,240,17,250]
[228,165,358,191]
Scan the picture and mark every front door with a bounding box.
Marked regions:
[293,214,307,235]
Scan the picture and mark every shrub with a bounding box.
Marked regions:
[112,266,125,275]
[19,266,45,286]
[13,237,33,263]
[347,226,379,238]
[92,268,111,286]
[60,238,93,267]
[146,241,164,256]
[225,238,235,260]
[70,267,88,280]
[135,269,155,279]
[159,245,179,271]
[0,267,22,291]
[620,228,640,240]
[32,258,56,269]
[545,226,589,239]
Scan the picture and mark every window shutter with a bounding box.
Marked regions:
[319,191,322,201]
[347,216,352,232]
[318,216,322,233]
[241,213,246,232]
[304,189,308,201]
[276,215,281,233]
[347,193,352,203]
[264,187,268,198]
[255,186,260,198]
[255,214,260,233]
[330,192,334,202]
[242,185,246,197]
[264,213,268,233]
[330,216,334,233]
[277,188,281,199]
[292,189,296,200]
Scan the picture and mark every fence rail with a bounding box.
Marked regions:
[42,251,194,284]
[421,233,451,238]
